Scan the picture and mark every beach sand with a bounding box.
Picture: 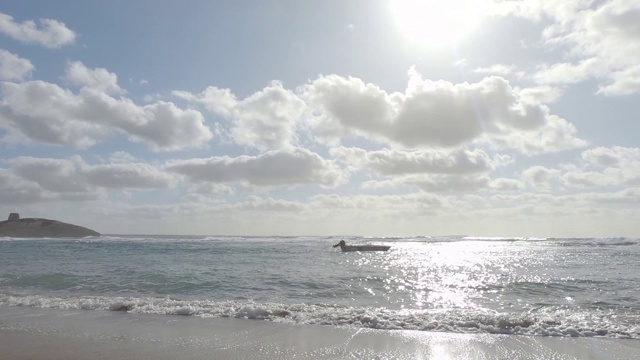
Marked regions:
[1,306,639,360]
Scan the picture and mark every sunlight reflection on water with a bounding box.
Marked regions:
[348,240,578,313]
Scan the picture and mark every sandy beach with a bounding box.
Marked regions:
[1,307,639,360]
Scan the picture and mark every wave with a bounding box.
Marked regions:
[461,236,548,241]
[1,293,638,339]
[548,237,639,247]
[2,235,636,247]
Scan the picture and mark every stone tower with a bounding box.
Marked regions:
[8,213,19,221]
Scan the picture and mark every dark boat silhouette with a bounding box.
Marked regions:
[332,240,390,252]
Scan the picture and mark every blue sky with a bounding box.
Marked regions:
[0,0,639,237]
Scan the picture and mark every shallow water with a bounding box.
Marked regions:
[1,235,639,338]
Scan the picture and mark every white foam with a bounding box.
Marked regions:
[1,293,638,339]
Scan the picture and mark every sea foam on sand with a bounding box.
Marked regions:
[1,307,639,360]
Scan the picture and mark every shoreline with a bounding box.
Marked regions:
[2,306,640,359]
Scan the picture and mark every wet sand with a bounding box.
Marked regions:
[1,306,639,359]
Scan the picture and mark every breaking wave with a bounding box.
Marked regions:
[2,293,638,339]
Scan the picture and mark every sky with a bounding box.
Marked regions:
[0,0,639,237]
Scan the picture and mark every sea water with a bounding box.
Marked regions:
[1,235,639,338]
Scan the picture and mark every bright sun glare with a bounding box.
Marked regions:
[391,0,488,48]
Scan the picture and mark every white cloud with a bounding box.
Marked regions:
[65,61,123,94]
[582,146,636,167]
[9,156,176,191]
[499,0,640,95]
[83,163,176,189]
[587,188,640,205]
[0,155,180,208]
[166,147,347,188]
[229,195,306,212]
[11,187,634,237]
[563,146,640,188]
[0,49,34,81]
[330,147,508,175]
[597,65,640,96]
[174,81,306,151]
[0,81,107,148]
[361,173,523,193]
[0,79,213,151]
[521,166,561,191]
[106,151,138,164]
[0,12,76,48]
[308,192,451,213]
[381,174,491,192]
[304,74,393,144]
[473,64,514,75]
[188,183,234,196]
[493,114,586,155]
[490,178,525,191]
[561,170,609,189]
[533,58,607,85]
[0,168,54,204]
[173,86,236,117]
[453,58,468,67]
[304,70,586,154]
[11,156,92,193]
[519,147,640,191]
[517,85,564,104]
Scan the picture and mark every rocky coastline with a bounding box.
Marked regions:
[0,213,100,238]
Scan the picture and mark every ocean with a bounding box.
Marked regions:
[1,235,639,340]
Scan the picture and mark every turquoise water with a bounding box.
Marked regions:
[1,235,639,338]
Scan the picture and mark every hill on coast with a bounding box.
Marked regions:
[0,213,100,238]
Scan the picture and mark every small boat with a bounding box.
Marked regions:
[332,240,390,252]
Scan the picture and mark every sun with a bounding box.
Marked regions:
[390,0,488,48]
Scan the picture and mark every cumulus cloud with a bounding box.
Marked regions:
[517,85,564,104]
[106,151,139,164]
[229,195,306,212]
[0,168,53,204]
[497,0,640,95]
[534,58,607,85]
[521,166,561,191]
[74,192,452,236]
[166,147,346,188]
[173,86,236,116]
[587,188,640,205]
[188,183,234,196]
[0,74,213,150]
[369,175,489,192]
[493,114,586,155]
[9,156,176,191]
[83,163,177,189]
[518,147,640,191]
[598,65,640,96]
[331,147,510,175]
[11,156,93,193]
[0,49,34,81]
[561,170,609,189]
[0,12,76,48]
[563,146,640,188]
[473,64,514,75]
[582,146,636,167]
[362,174,523,193]
[173,81,306,151]
[0,155,181,205]
[304,70,586,154]
[0,81,107,148]
[65,61,123,94]
[309,192,451,214]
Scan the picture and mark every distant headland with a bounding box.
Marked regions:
[0,213,100,238]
